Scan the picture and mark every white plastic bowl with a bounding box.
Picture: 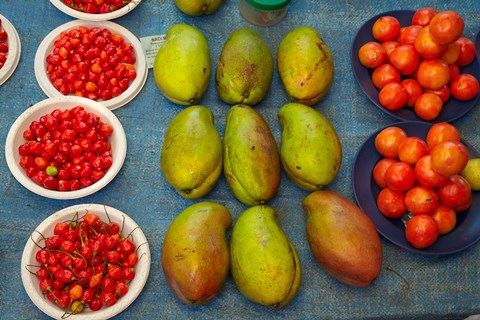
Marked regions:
[0,13,21,86]
[21,204,151,320]
[34,19,147,110]
[5,96,127,199]
[49,0,142,21]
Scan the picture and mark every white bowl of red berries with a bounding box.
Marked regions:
[35,19,147,110]
[49,0,142,21]
[21,203,151,319]
[5,96,127,199]
[0,14,21,86]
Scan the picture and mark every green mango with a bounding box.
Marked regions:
[175,0,224,16]
[303,191,383,287]
[278,102,342,191]
[161,105,222,199]
[277,26,334,105]
[223,104,280,206]
[215,28,273,106]
[162,202,232,305]
[230,205,302,308]
[153,24,211,105]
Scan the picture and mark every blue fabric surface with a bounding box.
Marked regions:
[1,1,479,319]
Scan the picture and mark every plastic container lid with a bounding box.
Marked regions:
[34,19,147,110]
[244,0,291,10]
[0,14,21,86]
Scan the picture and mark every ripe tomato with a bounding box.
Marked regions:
[425,85,451,104]
[428,10,464,45]
[389,45,420,75]
[414,92,443,121]
[455,38,476,66]
[440,42,461,65]
[426,122,460,148]
[416,59,450,90]
[381,41,399,62]
[414,27,447,59]
[371,63,401,90]
[437,174,472,211]
[374,126,407,158]
[412,7,438,27]
[377,187,407,219]
[405,214,439,249]
[450,74,479,101]
[431,203,457,235]
[385,161,416,192]
[373,158,398,188]
[397,136,428,165]
[448,63,460,86]
[379,82,408,111]
[372,16,401,42]
[399,25,423,46]
[405,185,439,215]
[358,41,387,69]
[414,155,449,188]
[401,79,423,107]
[430,141,469,177]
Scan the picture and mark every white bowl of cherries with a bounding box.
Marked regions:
[49,0,142,21]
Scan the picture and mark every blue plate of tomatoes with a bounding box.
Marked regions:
[352,121,480,255]
[351,10,480,123]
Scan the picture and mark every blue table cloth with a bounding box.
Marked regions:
[1,1,479,319]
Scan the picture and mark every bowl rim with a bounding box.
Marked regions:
[49,0,142,22]
[5,96,127,200]
[34,19,147,111]
[20,203,151,320]
[0,13,21,87]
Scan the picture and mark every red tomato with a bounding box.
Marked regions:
[437,175,472,211]
[358,41,388,69]
[450,74,480,101]
[431,203,457,235]
[373,158,398,188]
[405,185,439,215]
[414,27,448,59]
[416,59,450,90]
[429,10,465,45]
[414,92,443,121]
[448,63,460,85]
[426,85,451,104]
[374,126,407,158]
[389,45,420,75]
[412,7,438,27]
[372,16,401,42]
[381,41,400,63]
[455,38,476,66]
[377,187,407,219]
[371,63,402,90]
[430,141,469,177]
[399,25,423,46]
[397,136,428,165]
[385,161,416,192]
[440,42,461,65]
[405,214,439,249]
[426,122,460,148]
[401,79,423,107]
[414,155,449,188]
[379,82,408,111]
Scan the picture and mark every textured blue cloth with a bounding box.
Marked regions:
[1,1,479,319]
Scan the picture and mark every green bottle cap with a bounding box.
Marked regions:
[244,0,291,11]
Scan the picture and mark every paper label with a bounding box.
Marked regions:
[139,35,166,69]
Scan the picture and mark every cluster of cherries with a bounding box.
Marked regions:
[0,18,9,70]
[61,0,134,14]
[31,212,140,315]
[18,105,114,191]
[46,25,137,102]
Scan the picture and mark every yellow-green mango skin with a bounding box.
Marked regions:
[175,0,224,16]
[223,104,281,206]
[161,106,222,199]
[153,24,211,105]
[230,205,302,308]
[162,202,232,305]
[215,28,273,106]
[277,26,334,105]
[278,103,342,191]
[302,191,383,287]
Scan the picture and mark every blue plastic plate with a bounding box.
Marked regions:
[352,121,480,255]
[476,30,480,58]
[351,10,480,123]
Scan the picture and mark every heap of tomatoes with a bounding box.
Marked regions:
[358,8,479,121]
[0,18,8,70]
[61,0,134,14]
[373,122,473,249]
[31,212,139,315]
